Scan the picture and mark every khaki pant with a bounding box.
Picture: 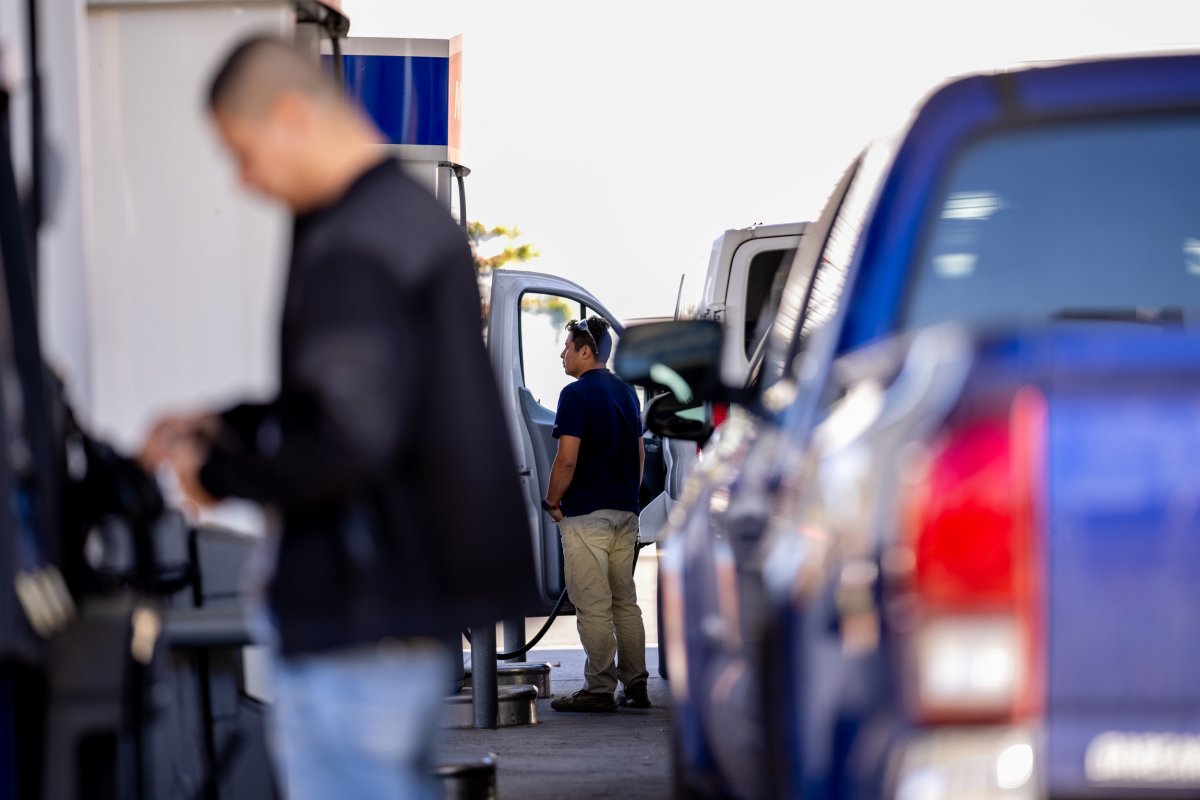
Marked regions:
[558,509,649,695]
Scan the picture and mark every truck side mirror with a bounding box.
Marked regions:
[614,320,724,403]
[643,392,713,444]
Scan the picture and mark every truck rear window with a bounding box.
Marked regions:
[904,114,1200,330]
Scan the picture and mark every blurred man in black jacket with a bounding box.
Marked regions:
[141,36,535,800]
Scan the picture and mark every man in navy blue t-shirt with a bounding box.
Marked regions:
[543,316,650,712]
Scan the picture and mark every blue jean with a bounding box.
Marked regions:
[269,640,450,800]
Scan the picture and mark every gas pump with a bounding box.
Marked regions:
[323,35,469,226]
[0,1,358,798]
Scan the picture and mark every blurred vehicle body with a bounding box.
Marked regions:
[619,53,1200,799]
[616,208,837,799]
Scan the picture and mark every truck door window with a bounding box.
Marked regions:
[520,293,580,408]
[519,296,620,409]
[744,248,797,357]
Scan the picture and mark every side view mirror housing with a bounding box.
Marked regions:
[615,320,734,443]
[643,392,713,444]
[614,320,726,402]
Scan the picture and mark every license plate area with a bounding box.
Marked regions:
[1086,732,1200,787]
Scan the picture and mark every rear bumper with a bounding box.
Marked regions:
[888,726,1039,800]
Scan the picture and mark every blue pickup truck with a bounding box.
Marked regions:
[616,53,1200,799]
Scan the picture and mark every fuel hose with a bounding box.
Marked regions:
[463,586,569,661]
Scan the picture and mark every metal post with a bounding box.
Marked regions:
[471,624,497,729]
[434,163,454,214]
[501,619,525,662]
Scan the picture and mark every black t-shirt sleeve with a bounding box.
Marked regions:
[552,385,586,439]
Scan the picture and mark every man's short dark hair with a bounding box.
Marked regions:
[207,34,340,116]
[566,317,611,361]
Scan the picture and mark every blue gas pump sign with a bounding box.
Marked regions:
[325,36,463,164]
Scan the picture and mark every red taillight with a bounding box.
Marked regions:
[903,388,1045,723]
[699,403,730,454]
[911,421,1020,607]
[711,402,729,429]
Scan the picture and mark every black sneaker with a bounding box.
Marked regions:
[551,690,617,713]
[616,683,651,709]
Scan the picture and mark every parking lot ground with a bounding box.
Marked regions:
[440,646,672,800]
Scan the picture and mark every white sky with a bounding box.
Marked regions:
[341,0,1200,320]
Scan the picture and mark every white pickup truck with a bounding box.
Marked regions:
[486,221,807,613]
[693,221,808,388]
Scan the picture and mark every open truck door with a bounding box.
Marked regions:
[487,270,672,613]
